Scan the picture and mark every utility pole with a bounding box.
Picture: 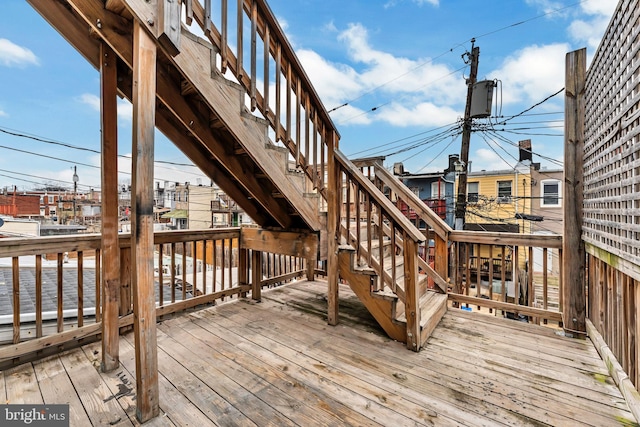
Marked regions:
[454,39,479,231]
[453,39,479,298]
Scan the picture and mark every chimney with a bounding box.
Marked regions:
[445,154,459,174]
[518,139,532,162]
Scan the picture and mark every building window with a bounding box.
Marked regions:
[541,180,561,207]
[497,180,512,203]
[431,182,444,199]
[467,182,479,203]
[410,187,420,197]
[48,195,54,204]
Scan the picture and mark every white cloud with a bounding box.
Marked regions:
[378,102,459,127]
[0,109,7,117]
[0,38,39,67]
[296,23,465,127]
[524,0,565,15]
[77,93,132,121]
[568,0,616,53]
[580,0,617,16]
[489,43,569,107]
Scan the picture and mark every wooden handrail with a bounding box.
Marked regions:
[449,230,563,248]
[335,150,425,244]
[372,164,452,240]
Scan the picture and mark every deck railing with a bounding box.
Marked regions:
[353,158,450,293]
[448,231,563,325]
[334,151,427,348]
[0,227,310,368]
[182,0,338,195]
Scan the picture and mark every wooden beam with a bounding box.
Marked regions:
[100,42,121,373]
[448,294,563,322]
[563,48,587,337]
[240,228,317,258]
[131,20,159,422]
[157,0,181,57]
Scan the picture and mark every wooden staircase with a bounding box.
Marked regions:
[28,0,450,351]
[337,246,447,344]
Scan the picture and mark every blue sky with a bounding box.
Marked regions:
[0,0,616,192]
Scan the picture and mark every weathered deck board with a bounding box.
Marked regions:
[1,280,637,426]
[33,356,94,427]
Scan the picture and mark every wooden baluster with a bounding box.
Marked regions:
[212,239,218,292]
[57,252,64,333]
[78,251,84,328]
[464,244,471,304]
[236,0,244,79]
[250,0,257,111]
[192,241,198,295]
[275,43,281,141]
[528,246,535,323]
[286,64,292,147]
[252,250,262,301]
[12,257,20,344]
[312,110,318,189]
[263,26,270,113]
[221,0,228,73]
[221,238,227,293]
[543,247,548,313]
[239,246,248,297]
[501,246,507,305]
[366,192,372,266]
[345,176,351,242]
[229,237,234,288]
[171,242,176,303]
[295,79,301,164]
[488,245,494,314]
[36,254,43,338]
[95,249,101,323]
[391,223,397,291]
[514,246,520,306]
[202,240,207,295]
[159,244,164,306]
[378,206,384,292]
[476,244,481,303]
[355,184,361,262]
[182,242,187,301]
[320,123,326,191]
[304,96,311,176]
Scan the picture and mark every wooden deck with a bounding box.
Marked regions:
[2,280,637,426]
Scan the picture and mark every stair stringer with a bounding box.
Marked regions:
[337,246,407,343]
[175,32,320,230]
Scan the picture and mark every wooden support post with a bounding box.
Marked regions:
[563,48,587,337]
[131,20,159,423]
[100,42,121,373]
[239,247,248,297]
[251,250,262,301]
[404,236,420,351]
[327,130,339,325]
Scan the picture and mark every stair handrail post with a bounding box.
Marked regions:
[404,234,421,351]
[327,129,340,326]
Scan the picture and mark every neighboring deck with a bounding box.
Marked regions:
[2,280,636,426]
